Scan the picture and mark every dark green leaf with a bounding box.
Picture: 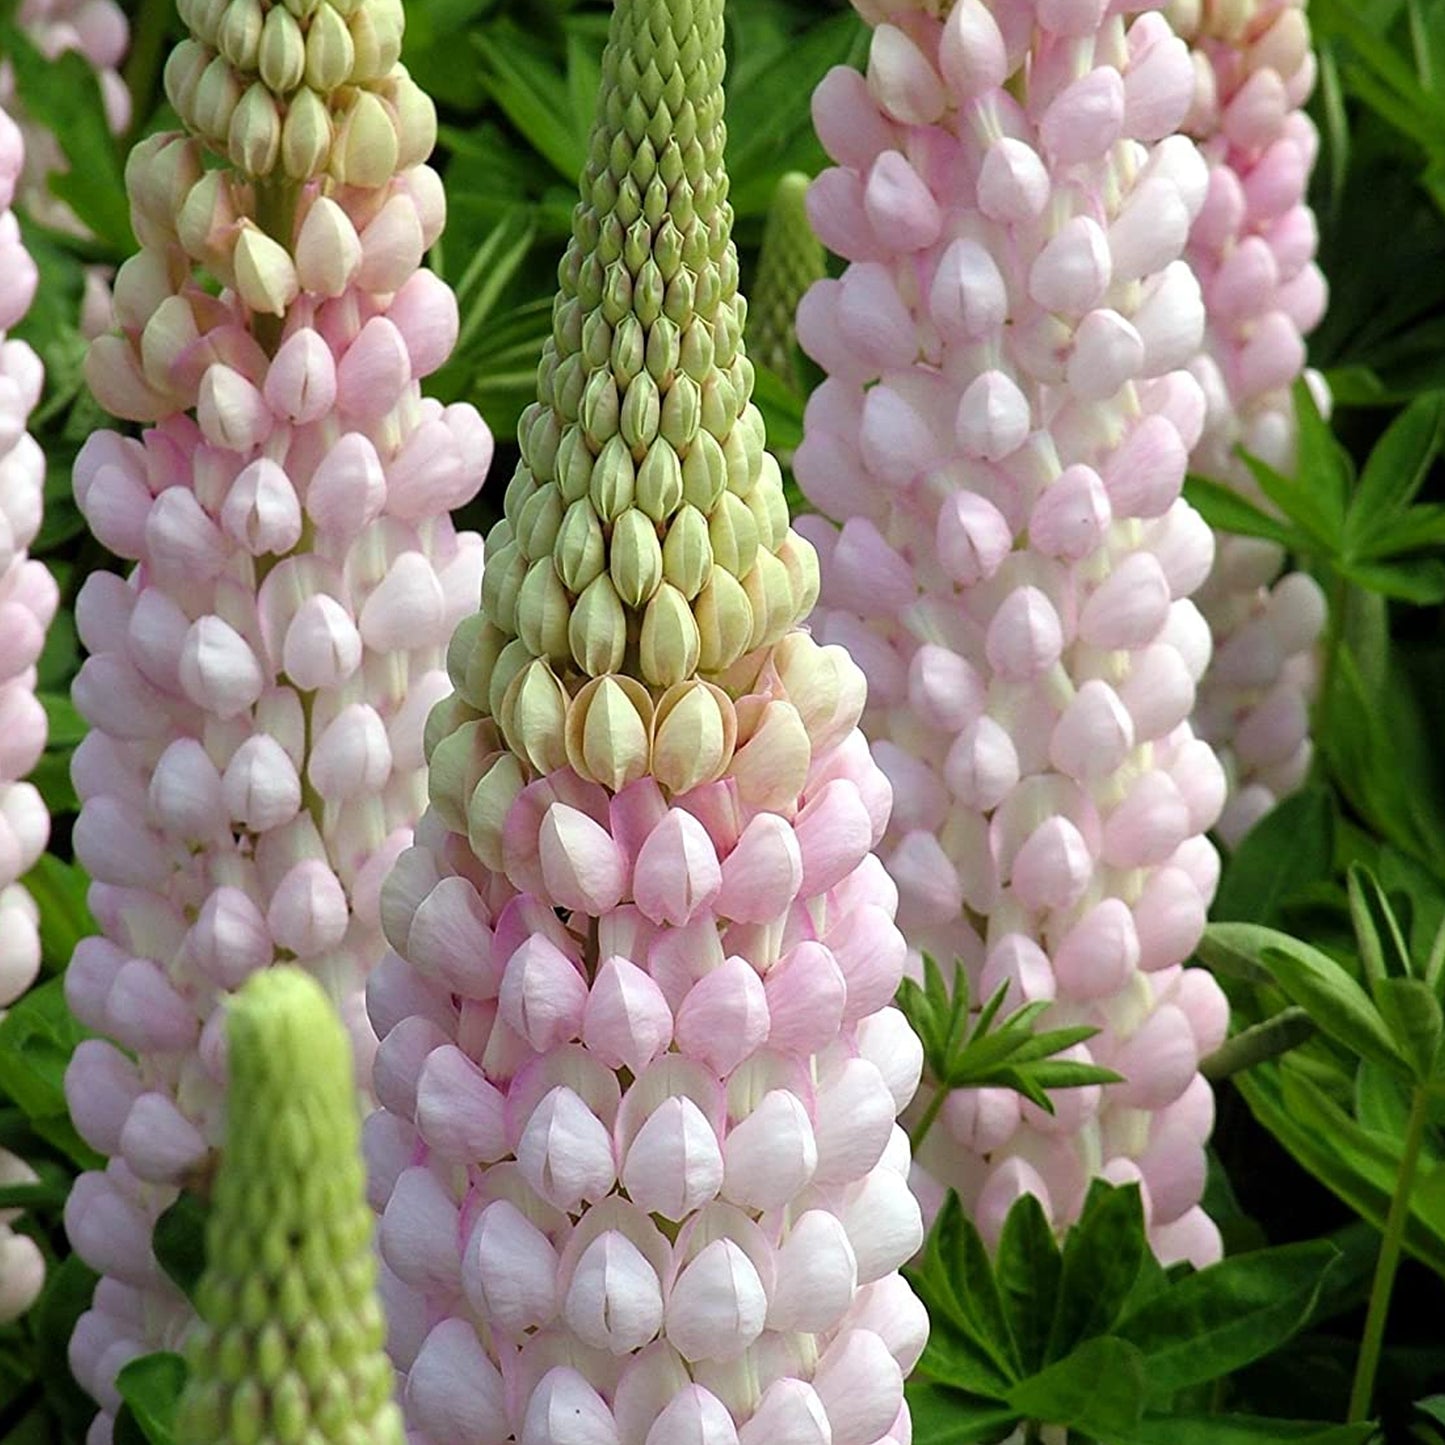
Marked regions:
[994,1192,1061,1375]
[1238,451,1341,551]
[1112,1240,1338,1394]
[906,1383,1019,1445]
[1046,1181,1148,1361]
[1201,922,1404,1073]
[1181,476,1300,549]
[31,1253,100,1437]
[153,1193,209,1305]
[1107,1415,1378,1445]
[1347,390,1445,545]
[472,21,588,183]
[114,1353,186,1445]
[1339,557,1445,604]
[1292,376,1353,529]
[1348,864,1414,988]
[1005,1335,1147,1435]
[0,977,90,1122]
[1214,788,1336,927]
[19,853,95,974]
[1375,977,1444,1080]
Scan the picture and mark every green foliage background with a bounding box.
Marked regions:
[2,0,1445,1440]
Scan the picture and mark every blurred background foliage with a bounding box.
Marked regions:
[2,0,1445,1439]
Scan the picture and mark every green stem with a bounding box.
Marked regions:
[1348,1084,1430,1422]
[1201,1007,1316,1081]
[1316,567,1350,744]
[909,1087,948,1152]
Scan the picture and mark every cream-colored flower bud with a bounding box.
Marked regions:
[140,294,200,391]
[515,482,564,561]
[771,630,861,746]
[389,70,437,169]
[516,558,573,665]
[681,428,727,513]
[555,424,594,504]
[658,372,701,449]
[446,612,489,694]
[332,90,399,188]
[566,675,652,792]
[600,258,633,326]
[702,373,740,444]
[721,424,753,499]
[110,248,178,333]
[294,192,361,293]
[589,434,636,523]
[524,405,563,484]
[218,0,264,71]
[747,457,790,547]
[184,0,229,46]
[678,316,715,380]
[611,313,645,385]
[632,257,664,327]
[662,504,712,600]
[609,508,663,609]
[645,315,680,382]
[581,368,621,446]
[582,309,613,371]
[193,54,243,142]
[651,679,736,795]
[258,5,305,92]
[553,498,606,594]
[569,574,628,678]
[694,566,753,674]
[228,82,282,174]
[480,542,527,635]
[459,624,506,715]
[349,0,404,82]
[500,659,570,775]
[164,38,211,121]
[282,0,324,19]
[126,135,203,236]
[487,638,533,722]
[707,491,760,580]
[776,530,821,620]
[305,2,355,92]
[423,693,474,763]
[467,752,525,870]
[635,438,684,524]
[234,224,299,315]
[282,86,333,180]
[553,351,587,424]
[730,696,812,811]
[639,582,701,687]
[178,171,239,271]
[742,549,796,651]
[663,264,695,326]
[427,719,488,834]
[619,370,661,452]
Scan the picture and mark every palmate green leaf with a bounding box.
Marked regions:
[1111,1239,1339,1397]
[1292,376,1354,529]
[1360,503,1445,556]
[0,977,90,1126]
[1214,787,1336,927]
[1238,451,1342,552]
[994,1192,1060,1374]
[1200,923,1404,1074]
[1375,976,1444,1079]
[1339,556,1445,604]
[20,853,96,974]
[114,1353,186,1445]
[472,19,589,184]
[1348,864,1414,988]
[1106,1415,1378,1445]
[1047,1182,1150,1360]
[1346,390,1445,547]
[906,1383,1019,1445]
[1234,1060,1445,1276]
[1181,475,1300,549]
[1006,1335,1146,1437]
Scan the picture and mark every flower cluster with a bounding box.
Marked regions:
[0,104,55,1329]
[60,1,487,1434]
[1173,0,1328,844]
[367,0,928,1439]
[1,0,131,236]
[795,0,1231,1264]
[176,966,403,1445]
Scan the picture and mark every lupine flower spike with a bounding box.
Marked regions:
[0,102,55,1329]
[751,171,827,392]
[61,0,488,1433]
[1172,0,1329,844]
[176,966,403,1445]
[368,0,928,1438]
[796,0,1231,1265]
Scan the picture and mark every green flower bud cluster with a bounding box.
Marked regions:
[750,170,825,390]
[175,968,403,1445]
[438,0,821,804]
[164,0,434,183]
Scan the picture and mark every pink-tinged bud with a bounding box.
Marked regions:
[188,886,271,989]
[955,370,1031,460]
[539,804,627,916]
[106,959,198,1054]
[118,1092,208,1182]
[676,957,769,1075]
[222,457,303,554]
[939,0,1007,98]
[715,813,803,923]
[282,594,362,690]
[929,237,1008,341]
[262,327,337,423]
[1123,24,1193,140]
[499,935,587,1051]
[1068,308,1145,398]
[826,517,916,616]
[863,151,940,252]
[634,810,721,927]
[813,1330,904,1445]
[306,430,388,537]
[1080,553,1171,649]
[336,315,412,418]
[381,1165,462,1295]
[179,616,264,717]
[522,1369,615,1445]
[835,263,918,373]
[868,26,946,127]
[517,1086,616,1212]
[1010,816,1092,913]
[463,1198,559,1333]
[1042,66,1125,162]
[148,738,225,841]
[978,137,1050,223]
[738,1380,830,1445]
[986,586,1063,680]
[1103,414,1187,517]
[197,364,272,451]
[724,1089,818,1211]
[360,550,447,650]
[388,270,461,379]
[66,1042,145,1155]
[585,956,674,1074]
[406,1318,509,1444]
[666,1237,767,1362]
[1031,217,1112,314]
[565,1228,664,1354]
[266,859,349,957]
[622,1095,723,1221]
